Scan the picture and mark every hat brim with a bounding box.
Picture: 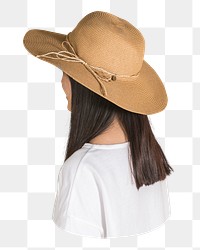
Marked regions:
[23,29,168,115]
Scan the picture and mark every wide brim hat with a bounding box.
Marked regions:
[23,10,168,115]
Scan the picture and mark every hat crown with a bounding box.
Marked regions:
[67,11,145,76]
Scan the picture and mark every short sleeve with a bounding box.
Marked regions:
[52,212,103,238]
[52,155,104,238]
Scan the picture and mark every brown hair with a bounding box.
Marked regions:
[63,75,174,190]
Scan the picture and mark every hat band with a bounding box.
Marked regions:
[36,39,140,97]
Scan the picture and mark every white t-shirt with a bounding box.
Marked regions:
[52,141,171,238]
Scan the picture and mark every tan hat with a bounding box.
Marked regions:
[23,10,168,115]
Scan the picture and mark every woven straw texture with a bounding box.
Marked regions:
[23,11,168,115]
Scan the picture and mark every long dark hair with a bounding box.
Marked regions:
[64,75,174,190]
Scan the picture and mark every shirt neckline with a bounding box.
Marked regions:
[83,141,130,149]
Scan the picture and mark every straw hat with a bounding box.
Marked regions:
[23,10,168,115]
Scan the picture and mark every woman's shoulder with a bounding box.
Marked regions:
[60,146,97,182]
[58,147,102,211]
[61,144,123,180]
[53,146,103,237]
[62,145,91,168]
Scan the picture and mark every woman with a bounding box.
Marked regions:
[23,10,174,238]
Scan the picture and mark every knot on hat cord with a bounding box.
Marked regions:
[36,39,140,97]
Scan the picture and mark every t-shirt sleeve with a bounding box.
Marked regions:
[52,154,104,238]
